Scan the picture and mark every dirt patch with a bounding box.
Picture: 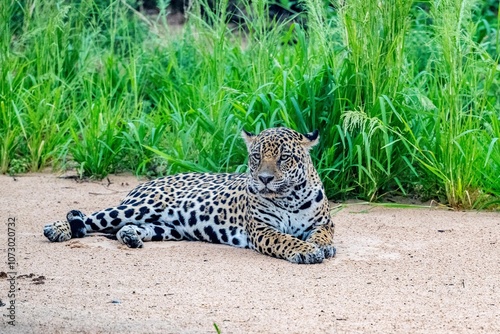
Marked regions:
[0,173,499,333]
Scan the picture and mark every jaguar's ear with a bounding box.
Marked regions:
[241,129,255,150]
[302,129,319,149]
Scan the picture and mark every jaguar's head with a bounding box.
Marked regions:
[242,127,319,198]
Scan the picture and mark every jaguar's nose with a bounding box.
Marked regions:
[258,174,275,185]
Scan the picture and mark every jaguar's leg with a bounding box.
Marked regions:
[44,203,162,243]
[43,210,88,242]
[246,221,324,264]
[116,223,184,248]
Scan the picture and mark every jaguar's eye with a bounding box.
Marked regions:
[279,153,291,162]
[251,153,260,161]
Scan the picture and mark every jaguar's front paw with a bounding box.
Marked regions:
[289,244,324,264]
[320,244,336,259]
[117,226,143,248]
[43,221,72,242]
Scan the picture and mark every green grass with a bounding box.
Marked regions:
[1,0,499,209]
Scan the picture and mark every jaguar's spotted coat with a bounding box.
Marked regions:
[43,127,336,264]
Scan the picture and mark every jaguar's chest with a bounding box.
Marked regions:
[248,188,324,239]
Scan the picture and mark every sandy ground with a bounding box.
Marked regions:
[0,173,499,333]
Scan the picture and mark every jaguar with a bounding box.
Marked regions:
[43,127,336,264]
